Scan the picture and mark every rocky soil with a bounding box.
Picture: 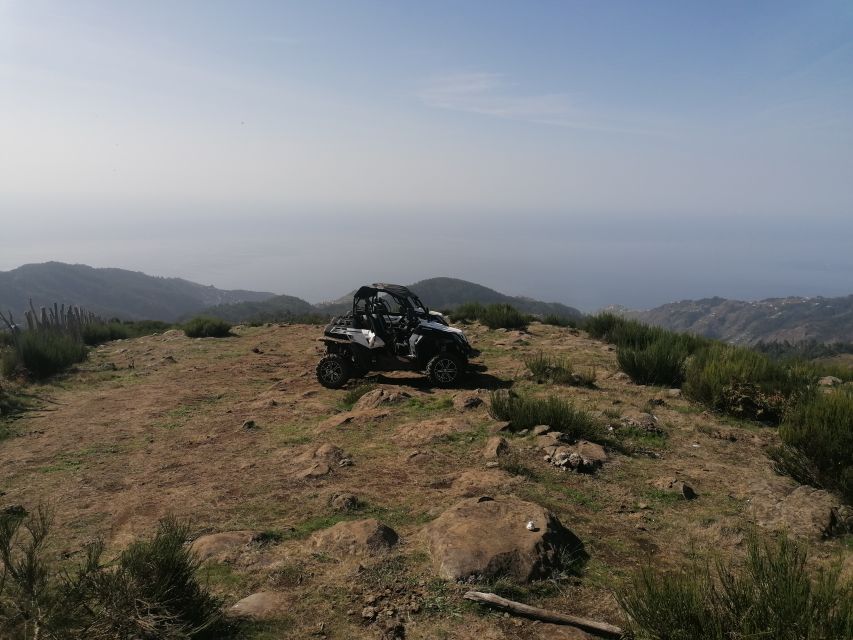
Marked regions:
[1,322,850,639]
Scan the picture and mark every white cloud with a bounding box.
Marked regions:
[417,71,660,134]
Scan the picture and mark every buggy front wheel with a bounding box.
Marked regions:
[426,353,464,387]
[316,354,352,389]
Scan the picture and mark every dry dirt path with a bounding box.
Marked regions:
[1,323,849,639]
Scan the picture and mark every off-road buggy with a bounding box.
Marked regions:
[316,283,480,388]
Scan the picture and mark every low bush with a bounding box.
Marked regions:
[0,330,88,380]
[488,390,605,443]
[523,351,595,386]
[479,304,529,330]
[0,508,229,639]
[618,533,853,639]
[683,344,816,424]
[183,316,232,338]
[81,322,132,345]
[617,336,697,387]
[778,388,853,503]
[448,302,485,323]
[541,314,578,328]
[524,351,575,384]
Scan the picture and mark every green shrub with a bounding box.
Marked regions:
[479,303,529,330]
[618,534,853,639]
[81,322,132,346]
[448,302,485,323]
[683,344,816,424]
[779,389,853,503]
[488,390,604,442]
[0,509,229,639]
[582,312,626,340]
[183,316,232,338]
[448,302,528,329]
[617,336,695,386]
[0,330,88,380]
[524,351,575,384]
[523,351,594,386]
[541,314,578,328]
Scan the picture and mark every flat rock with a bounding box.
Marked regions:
[228,591,289,620]
[483,436,509,460]
[818,376,842,387]
[618,411,664,435]
[532,425,551,436]
[424,496,584,582]
[309,518,399,556]
[453,391,485,411]
[329,492,360,512]
[488,421,512,434]
[190,530,258,562]
[753,485,851,539]
[353,389,411,411]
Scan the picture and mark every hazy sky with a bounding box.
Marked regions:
[1,1,852,310]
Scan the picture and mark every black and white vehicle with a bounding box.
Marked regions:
[316,283,480,388]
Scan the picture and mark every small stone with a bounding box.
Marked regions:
[252,346,263,354]
[532,425,550,436]
[483,436,509,460]
[517,429,529,436]
[485,461,499,468]
[242,420,258,430]
[362,606,377,620]
[488,421,512,434]
[666,388,682,398]
[818,376,842,387]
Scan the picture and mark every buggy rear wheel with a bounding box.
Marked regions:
[316,354,352,389]
[426,352,464,387]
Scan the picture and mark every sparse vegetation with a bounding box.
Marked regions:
[617,336,695,386]
[0,508,229,639]
[183,316,232,338]
[340,383,376,409]
[523,351,595,387]
[488,390,605,442]
[81,319,172,346]
[778,388,853,503]
[618,534,853,639]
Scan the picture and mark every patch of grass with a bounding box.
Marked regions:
[0,384,30,431]
[618,533,853,639]
[404,395,454,416]
[339,383,376,410]
[778,388,853,502]
[183,316,233,338]
[618,427,668,449]
[641,488,685,506]
[488,390,607,443]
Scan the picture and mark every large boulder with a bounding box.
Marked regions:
[424,497,584,582]
[754,485,851,539]
[309,518,399,556]
[228,591,289,620]
[190,530,258,562]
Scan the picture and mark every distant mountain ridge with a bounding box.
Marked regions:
[628,295,853,345]
[313,277,583,319]
[0,262,274,323]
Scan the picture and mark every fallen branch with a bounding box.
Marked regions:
[463,590,624,639]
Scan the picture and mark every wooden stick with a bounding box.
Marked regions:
[463,591,624,639]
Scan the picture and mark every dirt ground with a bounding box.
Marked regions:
[2,322,850,639]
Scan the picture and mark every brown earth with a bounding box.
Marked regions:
[1,322,850,639]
